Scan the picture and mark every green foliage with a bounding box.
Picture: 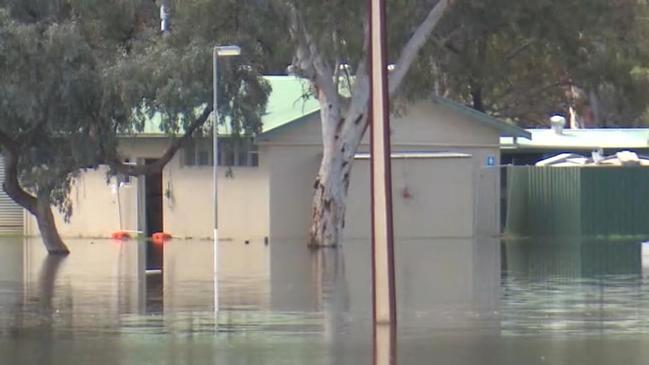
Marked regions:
[3,0,649,222]
[0,0,270,219]
[278,0,649,126]
[0,9,99,218]
[406,0,649,126]
[277,0,449,80]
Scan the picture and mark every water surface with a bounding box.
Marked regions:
[0,237,648,364]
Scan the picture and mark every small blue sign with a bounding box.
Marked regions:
[487,156,496,166]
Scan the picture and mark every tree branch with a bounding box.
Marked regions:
[106,105,212,176]
[344,8,371,122]
[342,0,451,145]
[491,80,565,106]
[0,129,38,215]
[432,35,461,55]
[504,39,535,63]
[287,4,338,104]
[389,0,453,95]
[16,84,57,146]
[0,129,17,153]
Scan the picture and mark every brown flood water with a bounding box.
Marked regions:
[1,237,649,364]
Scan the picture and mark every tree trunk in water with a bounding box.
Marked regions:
[1,150,69,255]
[309,151,354,247]
[295,0,452,248]
[308,90,367,247]
[35,191,69,255]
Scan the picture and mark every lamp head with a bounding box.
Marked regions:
[215,45,241,57]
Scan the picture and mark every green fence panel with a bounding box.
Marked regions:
[506,165,649,238]
[505,166,581,237]
[580,167,649,237]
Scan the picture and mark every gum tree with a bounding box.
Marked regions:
[278,0,454,246]
[0,0,269,254]
[421,0,649,126]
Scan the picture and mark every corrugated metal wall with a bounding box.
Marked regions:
[505,166,581,237]
[0,158,24,234]
[580,167,649,237]
[505,166,649,238]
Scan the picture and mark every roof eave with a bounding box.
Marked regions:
[432,96,531,140]
[256,110,320,141]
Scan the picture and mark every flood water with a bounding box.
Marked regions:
[1,237,649,364]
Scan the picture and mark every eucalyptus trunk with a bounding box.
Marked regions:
[308,82,369,247]
[292,0,452,247]
[308,116,364,246]
[35,190,69,255]
[1,150,69,255]
[309,158,352,247]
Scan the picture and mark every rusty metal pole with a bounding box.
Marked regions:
[368,0,397,327]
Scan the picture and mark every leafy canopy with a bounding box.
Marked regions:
[0,0,270,219]
[411,0,649,126]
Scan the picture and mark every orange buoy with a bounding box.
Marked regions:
[111,231,131,240]
[152,232,172,243]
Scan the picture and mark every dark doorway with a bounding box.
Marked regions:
[145,159,164,272]
[145,159,163,237]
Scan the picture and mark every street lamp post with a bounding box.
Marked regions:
[213,45,241,313]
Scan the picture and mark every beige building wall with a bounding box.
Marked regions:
[257,102,501,147]
[24,166,139,238]
[345,155,475,239]
[24,137,171,238]
[162,154,269,242]
[26,138,270,241]
[262,102,502,242]
[24,101,503,242]
[264,144,322,241]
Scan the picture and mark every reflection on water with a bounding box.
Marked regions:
[3,236,649,364]
[502,238,649,336]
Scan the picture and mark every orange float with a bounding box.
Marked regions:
[111,231,131,240]
[152,232,172,243]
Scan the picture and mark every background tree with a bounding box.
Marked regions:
[415,0,649,126]
[0,0,270,254]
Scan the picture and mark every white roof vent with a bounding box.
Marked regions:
[616,150,640,166]
[550,115,566,135]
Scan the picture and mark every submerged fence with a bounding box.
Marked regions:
[504,166,649,238]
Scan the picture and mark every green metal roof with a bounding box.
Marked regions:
[138,76,319,136]
[256,86,531,139]
[137,75,529,139]
[260,76,320,132]
[501,129,649,150]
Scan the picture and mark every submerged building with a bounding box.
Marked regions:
[1,76,529,242]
